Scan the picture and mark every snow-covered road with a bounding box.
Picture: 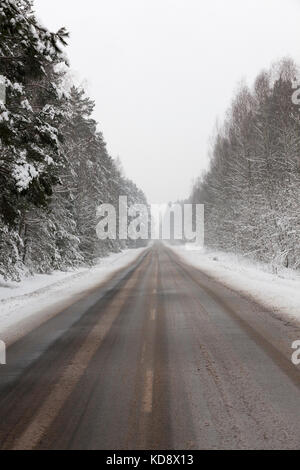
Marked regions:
[0,248,147,345]
[169,244,300,327]
[0,243,300,450]
[3,242,300,349]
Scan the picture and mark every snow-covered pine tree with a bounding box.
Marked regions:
[0,0,69,278]
[0,2,148,280]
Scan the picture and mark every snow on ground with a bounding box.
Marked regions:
[169,243,300,325]
[0,247,147,345]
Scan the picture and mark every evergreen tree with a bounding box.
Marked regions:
[0,1,148,280]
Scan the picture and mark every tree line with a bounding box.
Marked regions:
[0,0,147,281]
[189,58,300,270]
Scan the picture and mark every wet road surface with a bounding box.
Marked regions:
[0,243,300,449]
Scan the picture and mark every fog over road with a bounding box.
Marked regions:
[0,243,300,450]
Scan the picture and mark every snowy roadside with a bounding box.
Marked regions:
[169,244,300,325]
[0,247,147,345]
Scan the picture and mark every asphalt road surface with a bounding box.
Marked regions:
[0,243,300,450]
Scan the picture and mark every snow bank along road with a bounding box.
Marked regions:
[0,242,300,450]
[0,248,147,346]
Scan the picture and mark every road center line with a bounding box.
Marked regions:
[142,369,154,414]
[151,308,156,321]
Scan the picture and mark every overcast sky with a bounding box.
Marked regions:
[35,0,300,204]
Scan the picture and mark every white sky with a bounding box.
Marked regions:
[35,0,300,204]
